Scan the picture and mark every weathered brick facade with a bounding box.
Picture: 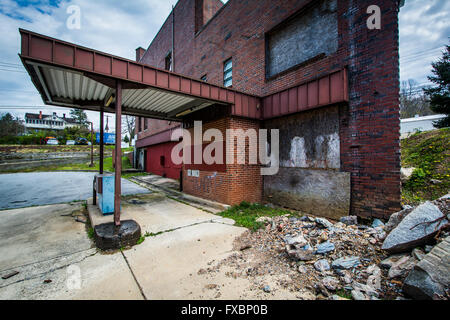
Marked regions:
[136,0,402,218]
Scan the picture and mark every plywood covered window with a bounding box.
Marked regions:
[266,0,338,78]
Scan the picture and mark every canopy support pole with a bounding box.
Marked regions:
[100,108,104,174]
[114,81,122,227]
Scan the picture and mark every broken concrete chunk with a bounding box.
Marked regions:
[285,234,308,248]
[401,167,415,182]
[331,256,361,270]
[380,254,408,269]
[256,216,272,224]
[382,202,448,253]
[339,216,358,226]
[314,259,331,272]
[322,276,340,291]
[388,256,416,279]
[351,289,367,300]
[315,218,334,229]
[372,219,384,228]
[316,241,335,254]
[1,271,19,280]
[403,236,450,300]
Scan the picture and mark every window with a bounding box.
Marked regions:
[160,155,165,167]
[200,74,207,82]
[137,117,141,132]
[165,52,172,71]
[144,118,148,130]
[223,58,232,87]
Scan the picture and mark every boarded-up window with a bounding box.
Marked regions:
[266,0,338,78]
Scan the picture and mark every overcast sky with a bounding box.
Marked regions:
[0,0,448,131]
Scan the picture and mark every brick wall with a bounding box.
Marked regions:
[182,115,262,205]
[137,0,402,217]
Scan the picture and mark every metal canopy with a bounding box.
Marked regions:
[19,29,258,120]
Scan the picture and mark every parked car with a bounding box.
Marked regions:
[66,140,75,145]
[47,138,59,145]
[75,137,89,145]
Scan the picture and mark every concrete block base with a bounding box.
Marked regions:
[94,220,141,251]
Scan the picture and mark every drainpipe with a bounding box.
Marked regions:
[172,4,175,72]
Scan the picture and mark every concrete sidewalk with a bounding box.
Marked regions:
[0,188,251,300]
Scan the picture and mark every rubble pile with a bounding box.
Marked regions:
[203,196,449,300]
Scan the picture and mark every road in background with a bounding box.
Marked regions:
[0,171,149,210]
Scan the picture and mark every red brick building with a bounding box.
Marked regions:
[135,0,403,219]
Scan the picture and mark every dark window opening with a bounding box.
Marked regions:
[144,118,148,130]
[160,155,165,167]
[201,74,207,82]
[165,52,172,71]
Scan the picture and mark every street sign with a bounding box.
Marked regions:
[96,132,115,144]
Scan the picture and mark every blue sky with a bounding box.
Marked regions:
[0,0,448,129]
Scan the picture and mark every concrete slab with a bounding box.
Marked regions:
[0,202,143,300]
[0,203,92,271]
[0,250,143,300]
[88,193,235,234]
[0,171,150,210]
[137,174,179,191]
[123,222,247,299]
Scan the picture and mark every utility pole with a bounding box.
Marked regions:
[105,115,111,132]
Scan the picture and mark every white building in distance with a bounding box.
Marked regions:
[24,111,79,132]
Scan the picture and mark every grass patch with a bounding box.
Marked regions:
[401,128,450,205]
[335,289,353,300]
[122,172,149,179]
[1,156,133,174]
[217,201,295,232]
[87,227,94,239]
[136,235,146,245]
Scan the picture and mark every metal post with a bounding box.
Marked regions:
[90,122,94,167]
[114,81,122,227]
[100,109,104,174]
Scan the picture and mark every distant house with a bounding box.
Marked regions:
[400,114,446,138]
[24,111,79,132]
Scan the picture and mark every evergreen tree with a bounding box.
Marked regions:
[0,113,24,137]
[423,45,450,128]
[69,109,88,127]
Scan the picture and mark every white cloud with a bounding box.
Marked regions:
[0,0,176,131]
[0,0,447,130]
[399,0,450,86]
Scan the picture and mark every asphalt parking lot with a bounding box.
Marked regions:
[0,171,149,210]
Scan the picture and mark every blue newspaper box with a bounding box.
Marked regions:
[95,173,115,215]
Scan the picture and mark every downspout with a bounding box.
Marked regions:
[172,4,175,72]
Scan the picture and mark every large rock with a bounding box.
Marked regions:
[382,202,447,253]
[401,167,415,182]
[403,236,450,300]
[384,205,413,234]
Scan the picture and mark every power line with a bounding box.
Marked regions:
[0,61,23,67]
[0,68,27,74]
